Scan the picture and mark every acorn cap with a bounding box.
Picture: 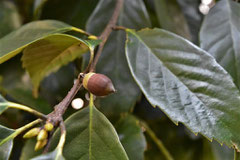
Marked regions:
[83,73,116,96]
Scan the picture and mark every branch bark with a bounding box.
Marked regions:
[47,0,124,126]
[90,0,124,71]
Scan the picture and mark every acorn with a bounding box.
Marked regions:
[83,72,116,96]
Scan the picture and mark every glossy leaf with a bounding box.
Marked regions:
[116,115,146,160]
[154,0,191,40]
[51,106,128,160]
[200,0,240,88]
[0,20,77,64]
[125,28,240,150]
[86,0,151,114]
[0,94,8,115]
[0,1,21,38]
[21,34,89,96]
[0,125,15,160]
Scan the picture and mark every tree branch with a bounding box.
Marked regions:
[46,0,124,131]
[89,0,124,71]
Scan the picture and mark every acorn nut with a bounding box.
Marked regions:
[83,72,116,96]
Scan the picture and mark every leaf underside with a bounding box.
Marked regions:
[0,20,74,64]
[125,28,240,151]
[21,34,89,96]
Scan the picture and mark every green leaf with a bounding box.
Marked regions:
[21,33,89,96]
[0,125,15,160]
[0,1,21,38]
[176,0,202,43]
[125,28,240,150]
[51,106,128,160]
[41,0,98,29]
[116,115,146,160]
[154,0,191,40]
[31,149,65,160]
[86,0,151,115]
[200,0,240,88]
[0,94,8,115]
[0,20,77,64]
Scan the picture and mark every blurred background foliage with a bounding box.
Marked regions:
[0,0,235,159]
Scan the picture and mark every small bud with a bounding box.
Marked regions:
[83,72,116,96]
[44,123,54,132]
[37,129,48,141]
[71,98,84,110]
[23,128,40,139]
[35,139,48,151]
[88,35,98,40]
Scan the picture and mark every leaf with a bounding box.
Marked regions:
[154,0,191,40]
[51,106,128,160]
[125,28,240,150]
[0,20,77,64]
[21,34,89,96]
[200,0,240,88]
[20,139,42,160]
[0,125,15,160]
[116,115,146,160]
[31,149,65,160]
[0,94,8,115]
[176,0,202,43]
[41,0,98,29]
[86,0,151,115]
[0,1,21,38]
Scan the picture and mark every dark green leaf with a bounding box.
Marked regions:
[86,0,151,115]
[154,0,191,40]
[125,28,240,150]
[176,0,202,43]
[20,139,42,160]
[0,1,21,38]
[0,20,77,64]
[21,34,89,96]
[116,115,146,160]
[0,94,8,115]
[200,0,240,88]
[51,106,128,160]
[41,0,98,29]
[0,125,15,160]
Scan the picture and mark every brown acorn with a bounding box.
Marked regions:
[83,72,116,96]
